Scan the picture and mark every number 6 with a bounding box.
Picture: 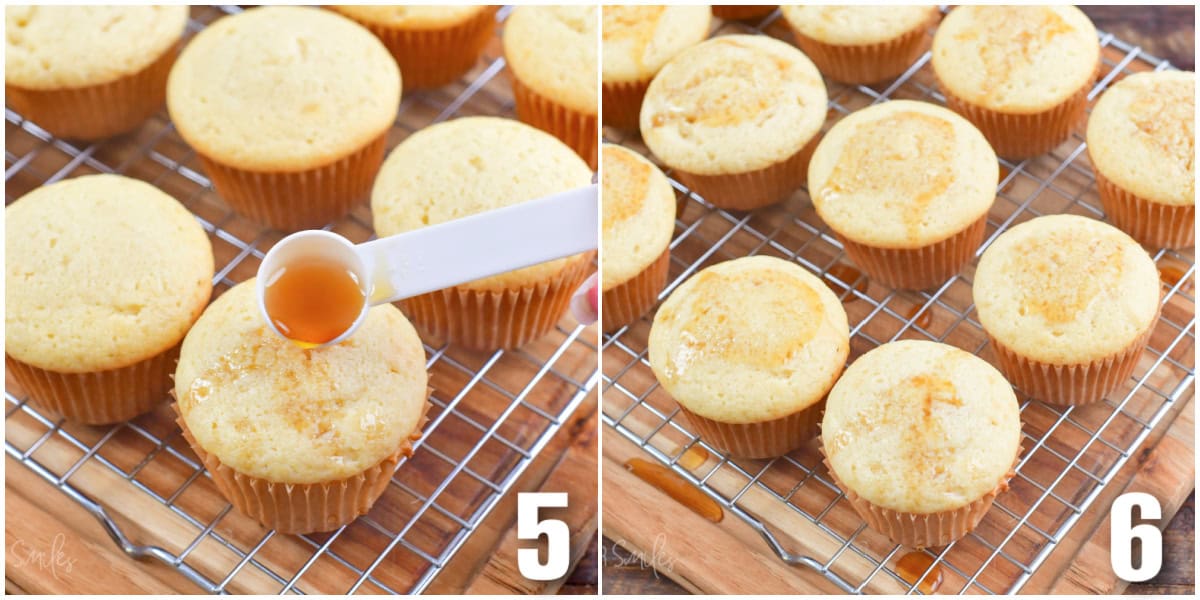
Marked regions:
[1110,492,1162,582]
[517,492,570,581]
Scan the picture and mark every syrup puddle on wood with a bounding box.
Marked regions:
[625,458,723,522]
[895,551,943,594]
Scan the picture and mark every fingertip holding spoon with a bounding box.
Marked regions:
[257,184,599,349]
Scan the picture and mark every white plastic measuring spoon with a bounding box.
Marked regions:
[256,183,598,348]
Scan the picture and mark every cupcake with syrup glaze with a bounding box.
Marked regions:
[822,340,1021,548]
[931,5,1099,159]
[640,34,827,210]
[601,144,677,331]
[649,256,849,458]
[174,280,429,534]
[808,100,997,290]
[973,214,1161,405]
[1087,70,1196,249]
[601,5,711,131]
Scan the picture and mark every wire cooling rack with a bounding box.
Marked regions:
[601,10,1195,595]
[5,5,597,594]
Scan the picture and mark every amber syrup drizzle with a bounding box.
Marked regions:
[825,264,869,303]
[625,458,723,522]
[896,551,944,594]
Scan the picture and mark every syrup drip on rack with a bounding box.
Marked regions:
[678,445,709,470]
[998,165,1017,194]
[626,458,724,522]
[895,551,943,594]
[264,259,366,347]
[825,264,869,303]
[1159,263,1192,293]
[906,305,934,331]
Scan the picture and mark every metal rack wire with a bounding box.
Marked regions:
[5,5,597,594]
[601,10,1195,595]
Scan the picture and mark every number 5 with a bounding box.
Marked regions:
[517,492,569,581]
[1110,492,1162,582]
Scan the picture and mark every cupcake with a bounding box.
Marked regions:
[371,117,593,351]
[932,6,1099,159]
[601,5,711,131]
[601,144,676,332]
[174,280,428,534]
[5,174,214,424]
[328,5,498,90]
[822,340,1021,548]
[167,6,401,232]
[641,35,827,211]
[974,215,1161,406]
[503,6,599,169]
[712,6,777,21]
[781,5,940,85]
[808,100,997,290]
[5,6,187,140]
[648,256,849,458]
[1087,71,1196,249]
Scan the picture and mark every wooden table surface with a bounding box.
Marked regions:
[597,4,1195,596]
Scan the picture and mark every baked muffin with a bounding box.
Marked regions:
[6,174,213,424]
[371,117,593,350]
[601,144,676,332]
[174,280,428,534]
[167,6,401,231]
[641,35,827,211]
[712,6,777,21]
[808,100,997,289]
[601,5,711,130]
[648,256,849,458]
[1087,70,1196,249]
[822,340,1021,548]
[328,5,498,90]
[5,6,187,140]
[781,5,940,84]
[932,6,1099,159]
[974,215,1160,406]
[503,6,599,169]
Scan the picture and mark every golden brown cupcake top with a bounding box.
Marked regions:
[932,5,1099,112]
[822,340,1021,514]
[640,34,827,175]
[175,280,428,484]
[974,215,1160,365]
[648,256,849,424]
[601,145,676,291]
[601,5,712,83]
[1087,70,1196,207]
[809,100,997,248]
